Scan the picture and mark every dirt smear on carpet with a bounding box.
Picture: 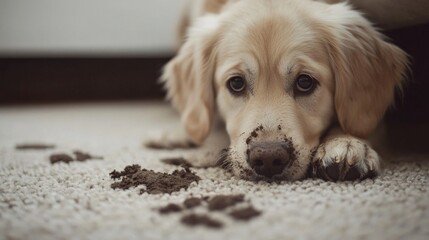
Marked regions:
[16,143,55,150]
[160,157,193,168]
[50,151,103,164]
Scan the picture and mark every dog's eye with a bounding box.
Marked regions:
[227,76,246,94]
[295,74,316,94]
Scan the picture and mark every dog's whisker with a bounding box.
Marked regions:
[216,148,233,171]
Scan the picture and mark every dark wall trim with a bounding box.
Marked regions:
[0,57,170,104]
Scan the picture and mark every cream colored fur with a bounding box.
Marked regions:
[152,0,409,181]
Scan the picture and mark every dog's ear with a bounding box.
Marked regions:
[324,4,409,138]
[161,15,221,145]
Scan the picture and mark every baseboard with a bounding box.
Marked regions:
[0,57,171,104]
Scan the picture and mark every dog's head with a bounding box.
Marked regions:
[162,0,408,180]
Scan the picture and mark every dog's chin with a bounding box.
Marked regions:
[217,149,310,182]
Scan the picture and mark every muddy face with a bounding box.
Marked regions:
[216,101,333,181]
[216,89,334,181]
[214,5,336,181]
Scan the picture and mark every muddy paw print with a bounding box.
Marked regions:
[157,194,262,229]
[312,137,380,181]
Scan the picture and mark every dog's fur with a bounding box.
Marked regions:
[149,0,409,181]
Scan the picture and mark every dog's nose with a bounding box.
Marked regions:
[247,142,290,178]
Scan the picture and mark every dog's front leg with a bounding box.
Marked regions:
[312,126,381,181]
[145,124,230,168]
[145,128,197,150]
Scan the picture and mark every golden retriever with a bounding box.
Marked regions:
[148,0,409,181]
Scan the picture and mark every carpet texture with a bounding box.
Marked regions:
[0,102,428,240]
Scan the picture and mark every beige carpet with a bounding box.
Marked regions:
[0,102,428,240]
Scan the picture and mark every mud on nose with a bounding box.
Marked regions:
[247,142,290,178]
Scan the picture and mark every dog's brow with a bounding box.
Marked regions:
[245,65,256,94]
[287,65,294,75]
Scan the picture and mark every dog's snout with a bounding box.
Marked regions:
[247,142,290,178]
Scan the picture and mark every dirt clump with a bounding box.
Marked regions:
[73,151,103,161]
[229,206,261,220]
[110,164,200,194]
[155,194,262,229]
[50,150,103,164]
[181,213,223,229]
[159,203,183,214]
[50,154,74,164]
[184,197,203,209]
[246,125,264,144]
[207,194,245,211]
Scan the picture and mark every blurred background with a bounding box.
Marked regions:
[0,0,428,152]
[0,0,186,56]
[0,0,187,103]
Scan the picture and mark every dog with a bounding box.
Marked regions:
[147,0,409,181]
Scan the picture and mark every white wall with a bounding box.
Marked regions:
[0,0,188,56]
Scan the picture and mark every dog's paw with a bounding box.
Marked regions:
[144,132,196,150]
[312,137,380,181]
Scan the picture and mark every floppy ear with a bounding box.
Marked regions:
[161,15,220,145]
[324,4,409,138]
